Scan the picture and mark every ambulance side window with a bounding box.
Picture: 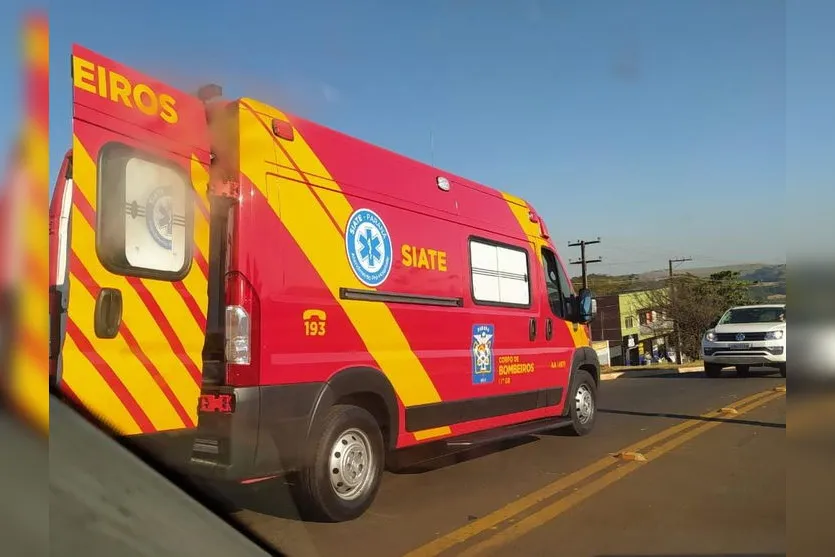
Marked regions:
[96,142,194,281]
[541,248,573,320]
[468,237,531,308]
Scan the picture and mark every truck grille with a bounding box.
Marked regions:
[716,332,767,342]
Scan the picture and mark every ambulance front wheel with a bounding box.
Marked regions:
[294,404,385,522]
[566,369,597,436]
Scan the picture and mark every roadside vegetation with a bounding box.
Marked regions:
[634,271,757,361]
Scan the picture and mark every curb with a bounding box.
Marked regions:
[601,366,705,381]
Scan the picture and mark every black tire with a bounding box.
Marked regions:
[779,364,786,378]
[704,364,723,378]
[293,405,385,522]
[736,365,750,377]
[565,369,597,436]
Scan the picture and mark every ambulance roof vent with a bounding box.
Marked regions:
[197,83,223,103]
[436,176,450,192]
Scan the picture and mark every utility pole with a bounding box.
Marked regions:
[668,257,693,364]
[569,238,602,289]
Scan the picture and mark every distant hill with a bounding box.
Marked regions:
[573,263,786,301]
[634,263,782,282]
[740,264,786,283]
[742,264,786,301]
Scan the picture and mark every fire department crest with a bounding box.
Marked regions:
[471,324,495,385]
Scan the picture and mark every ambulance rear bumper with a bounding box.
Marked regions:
[188,383,323,481]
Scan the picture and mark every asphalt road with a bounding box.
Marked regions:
[226,368,786,557]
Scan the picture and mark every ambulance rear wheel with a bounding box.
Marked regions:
[295,404,384,522]
[566,369,597,436]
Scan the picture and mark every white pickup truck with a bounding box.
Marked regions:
[701,304,786,378]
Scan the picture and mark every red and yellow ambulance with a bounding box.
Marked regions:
[49,45,599,522]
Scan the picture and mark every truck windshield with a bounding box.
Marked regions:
[718,307,786,324]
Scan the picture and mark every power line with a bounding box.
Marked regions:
[568,237,602,290]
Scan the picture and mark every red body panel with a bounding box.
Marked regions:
[227,105,587,448]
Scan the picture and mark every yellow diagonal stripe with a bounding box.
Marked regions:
[23,120,49,185]
[503,194,590,347]
[190,154,211,265]
[60,335,142,435]
[65,199,201,425]
[65,273,185,431]
[23,18,48,70]
[10,349,49,433]
[238,100,450,439]
[66,136,203,426]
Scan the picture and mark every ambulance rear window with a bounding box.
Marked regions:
[95,142,194,281]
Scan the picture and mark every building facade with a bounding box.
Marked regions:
[589,289,674,365]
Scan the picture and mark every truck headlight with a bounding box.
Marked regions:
[765,330,784,340]
[704,330,717,342]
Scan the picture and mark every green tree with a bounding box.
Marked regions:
[706,270,752,309]
[637,271,753,359]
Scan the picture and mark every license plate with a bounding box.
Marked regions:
[199,393,235,413]
[728,343,751,350]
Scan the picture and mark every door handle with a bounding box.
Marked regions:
[545,318,553,340]
[95,287,123,339]
[529,317,537,341]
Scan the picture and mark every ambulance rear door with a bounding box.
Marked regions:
[59,45,212,436]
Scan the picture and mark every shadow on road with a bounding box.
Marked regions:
[390,435,537,474]
[598,408,785,429]
[597,554,784,557]
[223,437,541,522]
[613,369,783,380]
[224,478,307,521]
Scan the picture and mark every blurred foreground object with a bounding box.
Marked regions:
[0,13,49,435]
[0,13,50,557]
[788,259,835,557]
[788,261,835,388]
[0,405,47,556]
[49,394,275,556]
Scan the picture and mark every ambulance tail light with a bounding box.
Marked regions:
[225,305,249,364]
[224,271,261,386]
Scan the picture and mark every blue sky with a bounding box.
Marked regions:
[3,0,829,275]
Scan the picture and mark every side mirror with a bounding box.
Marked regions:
[575,288,594,324]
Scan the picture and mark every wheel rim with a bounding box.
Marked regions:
[574,383,594,424]
[328,427,376,501]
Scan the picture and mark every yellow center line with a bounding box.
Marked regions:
[404,387,784,557]
[456,389,786,557]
